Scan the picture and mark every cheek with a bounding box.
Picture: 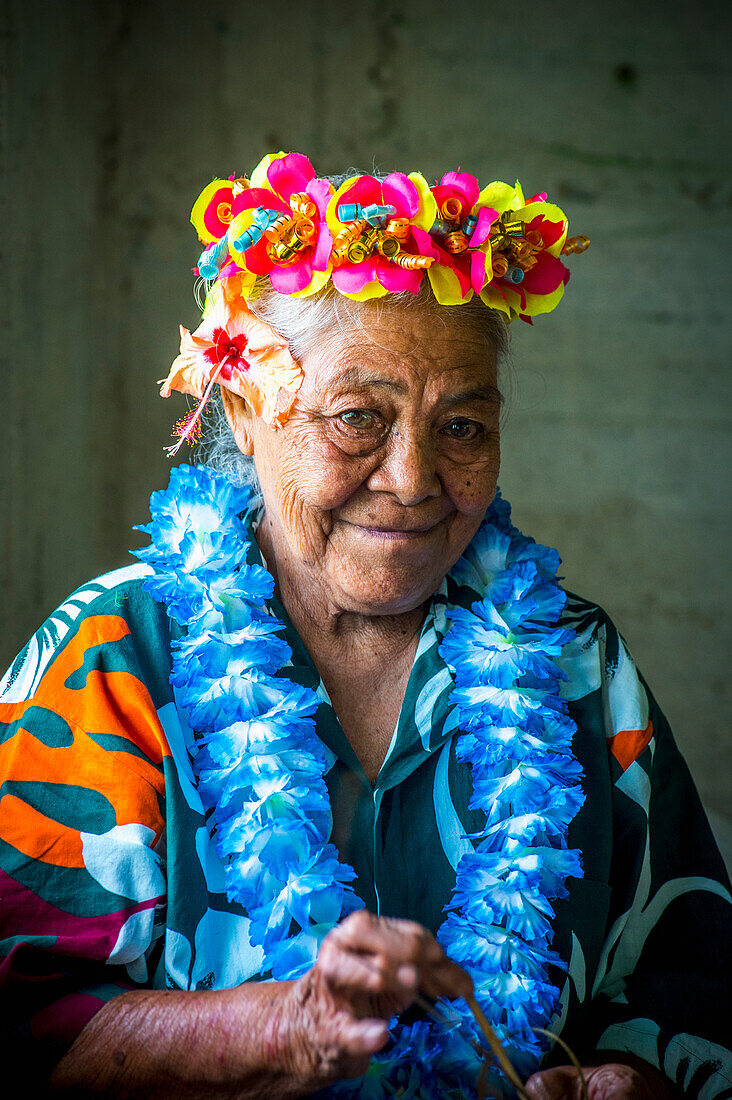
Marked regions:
[442,442,501,516]
[268,431,375,560]
[276,433,372,512]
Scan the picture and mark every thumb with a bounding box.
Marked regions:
[525,1066,584,1099]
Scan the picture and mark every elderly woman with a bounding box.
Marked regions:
[1,154,729,1099]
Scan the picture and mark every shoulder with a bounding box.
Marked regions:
[0,562,173,710]
[557,589,638,696]
[556,589,655,771]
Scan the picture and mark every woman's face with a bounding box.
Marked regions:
[226,305,501,617]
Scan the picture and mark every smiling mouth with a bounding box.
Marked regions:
[346,519,446,540]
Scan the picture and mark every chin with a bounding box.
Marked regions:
[334,564,441,616]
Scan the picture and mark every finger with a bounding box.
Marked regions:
[417,955,474,1002]
[586,1064,657,1099]
[396,963,418,989]
[317,943,417,1012]
[525,1066,583,1099]
[329,1018,389,1081]
[372,918,473,999]
[330,910,462,990]
[332,911,471,998]
[339,1017,390,1058]
[333,911,440,963]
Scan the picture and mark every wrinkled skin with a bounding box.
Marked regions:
[222,306,503,623]
[49,910,474,1098]
[283,910,474,1087]
[223,304,504,785]
[280,915,672,1096]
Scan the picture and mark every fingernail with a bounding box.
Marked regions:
[396,964,417,988]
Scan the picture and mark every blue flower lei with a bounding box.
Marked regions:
[135,464,585,1099]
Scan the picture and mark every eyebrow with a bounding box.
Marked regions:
[329,367,409,394]
[325,368,502,405]
[445,385,503,406]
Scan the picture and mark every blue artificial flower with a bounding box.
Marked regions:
[485,487,514,531]
[449,524,511,593]
[250,845,360,950]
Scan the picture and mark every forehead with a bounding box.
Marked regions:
[300,307,498,397]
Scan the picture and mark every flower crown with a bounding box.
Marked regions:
[161,152,589,451]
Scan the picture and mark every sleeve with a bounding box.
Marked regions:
[589,626,732,1097]
[0,574,173,1081]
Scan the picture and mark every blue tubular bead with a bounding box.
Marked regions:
[337,203,362,222]
[197,250,219,280]
[252,207,280,230]
[361,203,397,227]
[233,223,263,252]
[430,218,453,238]
[505,266,524,284]
[463,214,478,240]
[197,235,230,279]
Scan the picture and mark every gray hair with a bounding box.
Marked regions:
[198,279,512,487]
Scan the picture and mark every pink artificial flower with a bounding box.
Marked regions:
[191,177,241,243]
[228,153,334,295]
[326,172,439,298]
[490,213,568,321]
[428,171,499,302]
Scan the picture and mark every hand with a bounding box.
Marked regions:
[525,1056,672,1099]
[280,909,473,1093]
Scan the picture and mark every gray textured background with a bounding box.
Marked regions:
[2,0,730,852]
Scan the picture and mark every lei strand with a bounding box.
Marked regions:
[135,465,585,1099]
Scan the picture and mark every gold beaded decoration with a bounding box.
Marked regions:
[561,234,590,255]
[391,252,434,270]
[258,194,325,266]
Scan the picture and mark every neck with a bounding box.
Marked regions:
[256,514,426,782]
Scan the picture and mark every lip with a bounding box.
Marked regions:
[345,519,446,541]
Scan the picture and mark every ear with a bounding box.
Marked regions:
[220,388,255,456]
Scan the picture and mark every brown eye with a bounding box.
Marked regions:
[338,409,384,432]
[442,418,482,441]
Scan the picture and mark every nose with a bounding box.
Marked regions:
[366,432,442,506]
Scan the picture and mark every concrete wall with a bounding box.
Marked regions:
[2,0,730,847]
